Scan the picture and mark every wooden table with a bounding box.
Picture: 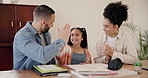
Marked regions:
[119,60,148,78]
[0,60,147,78]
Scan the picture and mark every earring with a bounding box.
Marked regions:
[114,32,117,36]
[114,30,118,36]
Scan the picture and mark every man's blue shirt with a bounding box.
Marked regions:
[13,22,65,70]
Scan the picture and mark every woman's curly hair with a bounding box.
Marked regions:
[103,1,128,28]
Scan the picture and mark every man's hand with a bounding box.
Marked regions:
[58,24,70,42]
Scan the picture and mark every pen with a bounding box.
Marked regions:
[70,71,86,78]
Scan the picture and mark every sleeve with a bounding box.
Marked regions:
[14,32,65,64]
[111,33,138,64]
[56,45,72,65]
[94,36,106,63]
[85,49,92,64]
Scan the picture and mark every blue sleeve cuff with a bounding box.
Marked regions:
[54,38,65,50]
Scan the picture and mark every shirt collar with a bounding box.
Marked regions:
[26,21,39,35]
[102,30,123,42]
[116,29,123,39]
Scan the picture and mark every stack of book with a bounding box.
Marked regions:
[67,64,117,76]
[32,65,69,76]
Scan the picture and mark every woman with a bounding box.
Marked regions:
[94,1,138,64]
[56,27,92,65]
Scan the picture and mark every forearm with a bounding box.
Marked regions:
[111,51,138,64]
[18,39,65,64]
[40,39,65,63]
[94,56,106,63]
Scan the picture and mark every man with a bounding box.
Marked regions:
[13,5,70,70]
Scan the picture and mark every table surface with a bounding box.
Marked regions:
[0,60,147,78]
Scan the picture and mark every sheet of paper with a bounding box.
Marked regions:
[37,65,61,71]
[67,64,109,72]
[57,73,71,76]
[82,68,137,78]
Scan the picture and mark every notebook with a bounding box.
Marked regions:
[32,65,69,76]
[67,64,117,75]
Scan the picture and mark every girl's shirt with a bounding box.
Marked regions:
[56,45,92,65]
[71,50,86,64]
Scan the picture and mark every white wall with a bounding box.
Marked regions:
[133,0,148,31]
[5,0,148,61]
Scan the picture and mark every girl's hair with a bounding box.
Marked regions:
[67,27,88,49]
[103,1,128,28]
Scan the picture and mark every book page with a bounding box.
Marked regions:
[37,65,61,71]
[67,64,109,72]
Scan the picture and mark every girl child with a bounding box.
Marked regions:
[56,27,92,65]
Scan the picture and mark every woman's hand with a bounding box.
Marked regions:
[105,55,111,63]
[104,45,113,57]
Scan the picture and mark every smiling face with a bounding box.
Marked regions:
[70,29,83,46]
[103,18,118,37]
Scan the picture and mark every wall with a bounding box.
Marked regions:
[4,0,148,62]
[133,0,148,31]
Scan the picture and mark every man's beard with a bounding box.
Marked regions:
[43,24,50,33]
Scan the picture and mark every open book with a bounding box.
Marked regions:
[67,64,117,75]
[32,65,68,76]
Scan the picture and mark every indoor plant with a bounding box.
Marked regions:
[122,22,148,60]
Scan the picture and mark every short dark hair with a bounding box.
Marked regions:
[103,1,128,28]
[33,5,55,20]
[67,27,88,49]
